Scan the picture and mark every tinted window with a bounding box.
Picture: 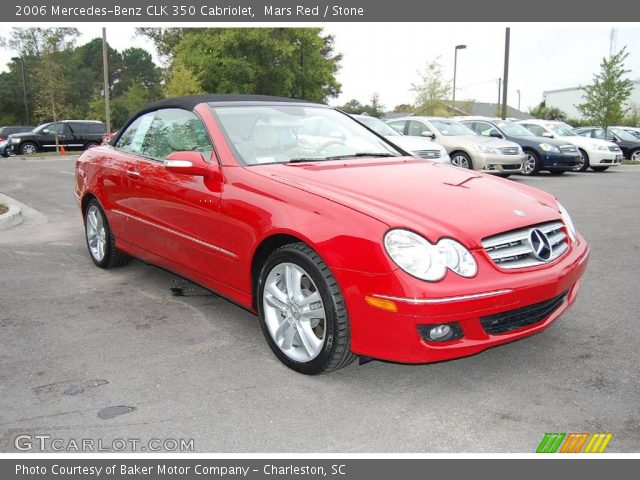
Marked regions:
[69,123,87,134]
[48,123,69,135]
[471,121,500,137]
[87,123,107,134]
[523,124,546,137]
[141,109,213,161]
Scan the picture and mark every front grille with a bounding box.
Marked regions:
[482,221,569,269]
[608,146,621,152]
[559,145,578,154]
[500,147,520,155]
[502,164,522,170]
[480,291,567,335]
[414,149,441,159]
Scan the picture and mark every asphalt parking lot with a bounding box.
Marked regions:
[0,156,638,453]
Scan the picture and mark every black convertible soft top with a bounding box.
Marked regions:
[111,94,321,146]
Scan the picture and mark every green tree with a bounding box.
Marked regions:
[577,47,634,132]
[411,59,451,116]
[362,93,384,118]
[165,60,205,97]
[111,82,154,128]
[0,27,79,56]
[149,28,341,103]
[529,101,567,121]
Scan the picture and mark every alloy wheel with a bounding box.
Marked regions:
[21,144,36,155]
[262,262,326,362]
[522,154,537,175]
[574,152,586,171]
[632,150,640,162]
[451,155,470,169]
[86,205,107,262]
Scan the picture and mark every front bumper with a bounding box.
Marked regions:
[589,149,622,166]
[475,152,525,173]
[542,152,580,171]
[333,234,589,363]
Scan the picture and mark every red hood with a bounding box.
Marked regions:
[250,157,560,249]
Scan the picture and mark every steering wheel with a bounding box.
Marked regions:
[312,139,346,156]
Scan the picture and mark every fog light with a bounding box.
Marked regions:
[417,322,463,343]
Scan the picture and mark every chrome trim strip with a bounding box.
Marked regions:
[373,289,513,305]
[112,209,238,259]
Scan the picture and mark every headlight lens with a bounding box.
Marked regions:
[476,144,498,154]
[11,137,21,144]
[540,143,560,153]
[557,202,576,241]
[384,229,477,281]
[593,143,608,151]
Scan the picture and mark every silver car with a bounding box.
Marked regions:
[386,116,525,175]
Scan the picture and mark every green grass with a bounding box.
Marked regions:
[10,151,79,159]
[0,203,7,215]
[621,159,640,165]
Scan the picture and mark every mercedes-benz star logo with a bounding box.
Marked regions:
[529,228,552,261]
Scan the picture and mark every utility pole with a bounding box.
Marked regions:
[19,58,29,124]
[501,27,511,120]
[102,27,111,133]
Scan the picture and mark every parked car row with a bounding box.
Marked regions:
[380,116,630,175]
[0,120,107,157]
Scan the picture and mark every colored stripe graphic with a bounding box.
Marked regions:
[560,433,589,453]
[584,433,613,453]
[536,433,566,453]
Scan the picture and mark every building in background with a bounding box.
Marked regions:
[544,80,640,119]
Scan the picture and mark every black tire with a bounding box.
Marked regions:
[19,142,38,155]
[591,166,609,172]
[257,242,356,375]
[574,149,590,172]
[84,198,132,269]
[84,141,99,150]
[521,150,540,176]
[549,170,566,175]
[450,152,473,170]
[630,149,640,162]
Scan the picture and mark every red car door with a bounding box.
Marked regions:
[115,108,232,280]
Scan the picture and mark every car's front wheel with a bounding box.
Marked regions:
[84,199,132,268]
[19,142,37,155]
[521,150,540,175]
[257,243,355,374]
[450,152,473,169]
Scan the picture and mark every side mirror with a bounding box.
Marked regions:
[490,131,503,138]
[421,131,435,139]
[165,151,214,177]
[42,129,50,134]
[542,132,554,138]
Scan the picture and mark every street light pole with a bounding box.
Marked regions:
[102,28,111,133]
[452,44,466,113]
[501,27,511,120]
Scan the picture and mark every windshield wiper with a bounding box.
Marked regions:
[288,152,399,164]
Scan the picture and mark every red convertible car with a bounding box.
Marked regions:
[75,95,589,374]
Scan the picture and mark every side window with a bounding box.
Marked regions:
[387,120,406,134]
[116,112,156,155]
[141,108,213,161]
[69,123,86,134]
[407,120,431,137]
[474,122,499,137]
[525,124,545,137]
[49,123,68,135]
[576,130,590,137]
[88,123,107,134]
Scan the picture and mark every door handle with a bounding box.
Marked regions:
[126,169,140,178]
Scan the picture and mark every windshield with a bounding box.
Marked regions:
[211,105,402,165]
[33,123,52,134]
[549,123,577,137]
[355,116,401,136]
[430,120,477,136]
[496,121,534,137]
[611,128,639,141]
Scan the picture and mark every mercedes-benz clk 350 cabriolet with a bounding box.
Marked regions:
[75,95,589,374]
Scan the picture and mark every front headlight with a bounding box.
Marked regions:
[540,143,560,153]
[11,137,21,144]
[593,144,608,151]
[557,202,576,242]
[384,229,477,281]
[476,144,498,155]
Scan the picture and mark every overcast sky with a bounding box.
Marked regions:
[1,24,638,112]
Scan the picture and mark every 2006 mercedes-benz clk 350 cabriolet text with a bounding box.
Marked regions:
[75,95,589,374]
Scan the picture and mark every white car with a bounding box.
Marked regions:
[517,119,622,172]
[351,115,451,164]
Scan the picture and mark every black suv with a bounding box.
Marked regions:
[9,120,106,155]
[0,125,35,157]
[459,117,581,175]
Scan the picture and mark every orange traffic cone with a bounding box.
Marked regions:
[60,146,66,156]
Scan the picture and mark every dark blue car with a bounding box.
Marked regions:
[459,117,581,175]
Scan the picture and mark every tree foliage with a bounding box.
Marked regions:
[528,101,568,121]
[577,47,634,131]
[411,59,451,116]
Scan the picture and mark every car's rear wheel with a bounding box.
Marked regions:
[19,142,37,155]
[591,166,609,172]
[574,149,590,172]
[450,152,473,169]
[257,242,355,375]
[521,150,540,175]
[84,199,132,268]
